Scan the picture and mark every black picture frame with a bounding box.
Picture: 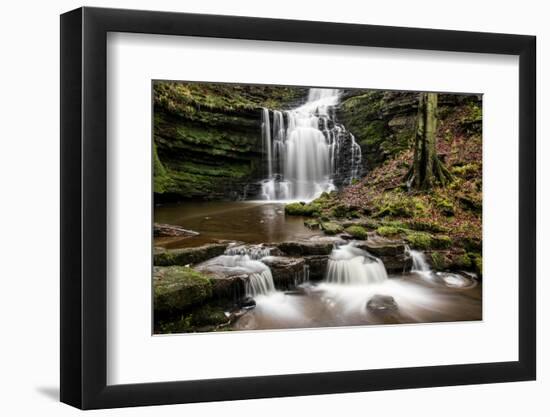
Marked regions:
[60,6,536,410]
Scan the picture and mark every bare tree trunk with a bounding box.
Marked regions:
[409,92,452,190]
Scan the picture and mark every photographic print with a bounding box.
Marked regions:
[152,81,482,334]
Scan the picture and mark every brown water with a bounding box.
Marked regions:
[154,201,321,249]
[232,273,482,331]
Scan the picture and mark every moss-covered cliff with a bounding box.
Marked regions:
[153,82,307,201]
[337,90,481,170]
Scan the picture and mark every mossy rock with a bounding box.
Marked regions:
[154,266,213,314]
[331,204,356,219]
[376,225,401,237]
[452,253,472,269]
[431,235,452,249]
[404,220,450,233]
[156,304,228,333]
[434,196,455,216]
[430,252,450,270]
[304,219,320,229]
[405,232,432,250]
[374,194,428,218]
[471,253,483,277]
[345,225,368,240]
[154,243,228,266]
[321,222,344,235]
[285,202,319,216]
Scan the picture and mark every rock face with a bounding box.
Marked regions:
[154,223,199,238]
[260,256,306,289]
[337,90,482,171]
[355,235,411,273]
[303,255,329,280]
[154,243,228,266]
[153,266,213,315]
[366,294,398,313]
[276,237,344,257]
[153,82,307,201]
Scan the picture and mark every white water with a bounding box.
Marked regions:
[405,245,432,278]
[224,243,273,260]
[325,243,388,285]
[260,88,362,201]
[199,254,276,297]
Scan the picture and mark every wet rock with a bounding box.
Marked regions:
[379,254,413,274]
[261,256,305,288]
[154,223,200,238]
[239,296,256,309]
[366,294,398,312]
[154,243,229,266]
[356,234,405,257]
[277,237,344,256]
[303,255,329,280]
[153,266,213,314]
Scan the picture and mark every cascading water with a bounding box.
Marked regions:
[260,88,362,201]
[325,243,388,285]
[224,243,274,260]
[405,245,432,278]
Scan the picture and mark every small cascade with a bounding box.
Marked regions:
[325,243,388,285]
[224,244,273,260]
[405,245,431,275]
[246,269,276,297]
[260,88,363,201]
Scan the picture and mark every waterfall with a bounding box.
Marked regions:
[325,243,388,285]
[261,108,273,179]
[246,269,276,297]
[405,245,431,273]
[202,253,276,297]
[260,88,362,201]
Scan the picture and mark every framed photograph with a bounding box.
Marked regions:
[60,6,536,409]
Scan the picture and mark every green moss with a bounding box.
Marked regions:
[405,232,432,249]
[472,253,483,276]
[431,235,452,249]
[376,225,401,237]
[154,266,213,314]
[345,225,369,239]
[331,204,354,218]
[154,244,227,266]
[373,193,428,218]
[434,196,455,216]
[304,219,320,229]
[190,304,228,327]
[404,220,449,233]
[450,163,480,179]
[431,252,447,270]
[321,222,344,235]
[285,202,320,216]
[153,141,173,193]
[454,253,472,268]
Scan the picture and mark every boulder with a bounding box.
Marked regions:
[239,296,256,309]
[153,266,213,314]
[154,243,229,266]
[277,236,344,256]
[303,255,329,280]
[356,234,405,257]
[261,256,305,288]
[154,223,199,238]
[366,294,398,312]
[379,254,413,274]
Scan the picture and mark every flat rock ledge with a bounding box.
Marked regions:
[154,223,199,238]
[154,243,229,267]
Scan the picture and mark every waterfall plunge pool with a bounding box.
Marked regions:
[154,200,321,249]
